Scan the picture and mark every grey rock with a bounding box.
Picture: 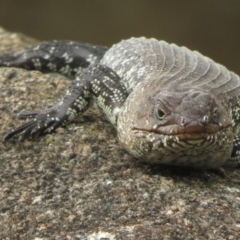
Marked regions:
[0,27,240,239]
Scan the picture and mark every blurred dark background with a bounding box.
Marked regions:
[0,1,239,74]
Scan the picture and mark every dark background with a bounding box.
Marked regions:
[0,1,239,74]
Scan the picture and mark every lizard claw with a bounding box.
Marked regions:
[3,107,66,142]
[17,110,40,119]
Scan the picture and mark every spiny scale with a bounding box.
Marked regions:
[1,37,240,168]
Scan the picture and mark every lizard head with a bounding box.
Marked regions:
[117,86,233,168]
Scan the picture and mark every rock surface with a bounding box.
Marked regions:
[0,27,240,239]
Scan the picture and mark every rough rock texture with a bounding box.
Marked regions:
[1,27,240,240]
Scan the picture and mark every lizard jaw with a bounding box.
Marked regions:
[132,122,233,141]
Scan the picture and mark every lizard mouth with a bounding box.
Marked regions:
[132,124,232,141]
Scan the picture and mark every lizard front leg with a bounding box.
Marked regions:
[3,65,128,141]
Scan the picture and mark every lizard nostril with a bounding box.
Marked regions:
[201,115,209,126]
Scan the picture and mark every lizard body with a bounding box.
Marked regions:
[1,37,240,168]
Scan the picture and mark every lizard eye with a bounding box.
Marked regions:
[155,107,166,119]
[213,107,218,117]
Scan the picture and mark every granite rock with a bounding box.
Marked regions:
[0,27,240,240]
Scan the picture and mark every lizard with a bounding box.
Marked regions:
[1,37,240,168]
